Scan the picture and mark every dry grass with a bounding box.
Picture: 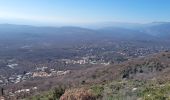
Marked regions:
[60,88,96,100]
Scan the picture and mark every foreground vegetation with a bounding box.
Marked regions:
[27,79,170,100]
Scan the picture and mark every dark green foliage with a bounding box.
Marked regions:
[0,88,4,96]
[81,80,86,84]
[52,87,65,100]
[122,73,129,79]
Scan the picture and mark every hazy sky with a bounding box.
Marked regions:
[0,0,170,25]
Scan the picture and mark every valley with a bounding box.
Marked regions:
[0,23,170,100]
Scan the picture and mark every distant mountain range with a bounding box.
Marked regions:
[0,22,170,41]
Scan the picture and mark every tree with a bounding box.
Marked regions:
[52,87,65,100]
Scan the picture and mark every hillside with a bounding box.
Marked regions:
[7,51,168,100]
[59,51,170,100]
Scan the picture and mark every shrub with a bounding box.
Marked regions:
[91,85,104,98]
[52,87,65,100]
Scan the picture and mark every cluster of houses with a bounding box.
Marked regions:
[32,70,71,78]
[60,56,111,66]
[33,66,71,78]
[0,66,71,87]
